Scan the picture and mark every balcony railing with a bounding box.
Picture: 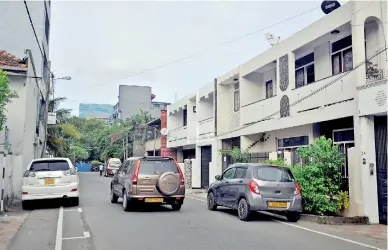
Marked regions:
[198,117,214,138]
[168,126,187,147]
[241,72,356,125]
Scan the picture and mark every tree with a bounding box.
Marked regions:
[48,97,71,123]
[67,145,89,162]
[0,69,18,131]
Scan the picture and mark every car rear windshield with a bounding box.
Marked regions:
[109,159,121,164]
[139,159,179,175]
[254,166,294,182]
[29,160,70,172]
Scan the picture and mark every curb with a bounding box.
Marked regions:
[300,214,370,225]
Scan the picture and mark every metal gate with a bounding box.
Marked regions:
[374,116,387,224]
[201,146,212,189]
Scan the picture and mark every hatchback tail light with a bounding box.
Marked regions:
[132,160,140,185]
[174,160,185,185]
[294,183,301,195]
[23,170,36,178]
[248,180,260,194]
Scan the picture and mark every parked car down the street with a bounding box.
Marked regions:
[110,156,185,211]
[21,157,80,209]
[105,158,121,176]
[207,163,302,222]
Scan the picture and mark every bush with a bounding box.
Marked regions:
[264,157,287,166]
[292,136,345,215]
[90,160,104,166]
[218,147,249,163]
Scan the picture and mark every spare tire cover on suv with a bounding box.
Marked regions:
[157,172,180,196]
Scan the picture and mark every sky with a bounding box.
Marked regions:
[50,1,343,115]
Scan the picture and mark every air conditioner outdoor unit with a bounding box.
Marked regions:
[34,137,43,146]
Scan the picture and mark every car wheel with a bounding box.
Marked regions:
[207,192,217,211]
[22,201,32,210]
[286,212,301,222]
[72,197,79,206]
[237,198,251,221]
[122,192,131,212]
[110,188,118,203]
[171,203,182,211]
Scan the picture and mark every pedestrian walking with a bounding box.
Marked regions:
[99,164,104,177]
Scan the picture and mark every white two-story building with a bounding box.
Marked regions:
[166,0,387,224]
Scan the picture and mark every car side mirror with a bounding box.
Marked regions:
[215,175,221,180]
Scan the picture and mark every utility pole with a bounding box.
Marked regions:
[41,71,52,158]
[1,126,9,215]
[153,126,157,156]
[122,139,126,160]
[125,132,128,159]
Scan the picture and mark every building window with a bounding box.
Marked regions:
[265,80,273,98]
[39,99,45,121]
[278,136,309,148]
[233,82,240,112]
[277,136,309,165]
[193,106,196,113]
[153,103,160,108]
[183,108,187,126]
[44,4,50,43]
[295,53,315,88]
[331,35,353,75]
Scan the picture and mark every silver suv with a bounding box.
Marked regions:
[207,163,302,222]
[110,156,185,211]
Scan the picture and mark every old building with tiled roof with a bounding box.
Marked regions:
[0,50,27,68]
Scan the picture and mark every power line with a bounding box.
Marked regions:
[23,0,52,76]
[114,6,319,82]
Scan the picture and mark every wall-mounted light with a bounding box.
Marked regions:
[331,30,340,35]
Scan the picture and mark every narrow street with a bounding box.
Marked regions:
[7,173,387,250]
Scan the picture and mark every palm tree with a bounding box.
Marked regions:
[46,96,78,156]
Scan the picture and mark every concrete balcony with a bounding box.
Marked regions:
[241,72,356,127]
[167,126,187,148]
[358,78,387,116]
[198,117,214,139]
[145,138,161,152]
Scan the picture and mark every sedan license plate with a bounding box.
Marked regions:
[44,178,55,185]
[144,198,163,203]
[268,201,287,208]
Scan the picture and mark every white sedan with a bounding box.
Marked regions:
[21,157,80,209]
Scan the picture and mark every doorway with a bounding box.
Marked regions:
[200,146,212,189]
[374,116,387,224]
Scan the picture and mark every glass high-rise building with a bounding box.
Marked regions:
[79,103,114,122]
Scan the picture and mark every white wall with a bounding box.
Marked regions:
[0,1,50,94]
[241,124,313,153]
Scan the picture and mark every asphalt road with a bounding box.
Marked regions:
[7,172,386,250]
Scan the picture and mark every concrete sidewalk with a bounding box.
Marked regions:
[0,204,29,250]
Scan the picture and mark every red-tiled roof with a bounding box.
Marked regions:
[0,50,27,68]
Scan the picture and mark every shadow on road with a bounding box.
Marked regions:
[117,202,180,213]
[216,208,288,222]
[23,198,77,210]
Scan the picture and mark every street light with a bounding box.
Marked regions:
[51,76,71,112]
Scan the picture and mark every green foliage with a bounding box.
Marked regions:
[337,191,350,215]
[90,160,104,166]
[0,69,18,131]
[67,145,89,161]
[264,157,287,166]
[218,147,249,163]
[292,136,345,215]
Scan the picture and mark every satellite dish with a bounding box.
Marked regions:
[321,1,341,15]
[265,33,280,47]
[160,128,168,136]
